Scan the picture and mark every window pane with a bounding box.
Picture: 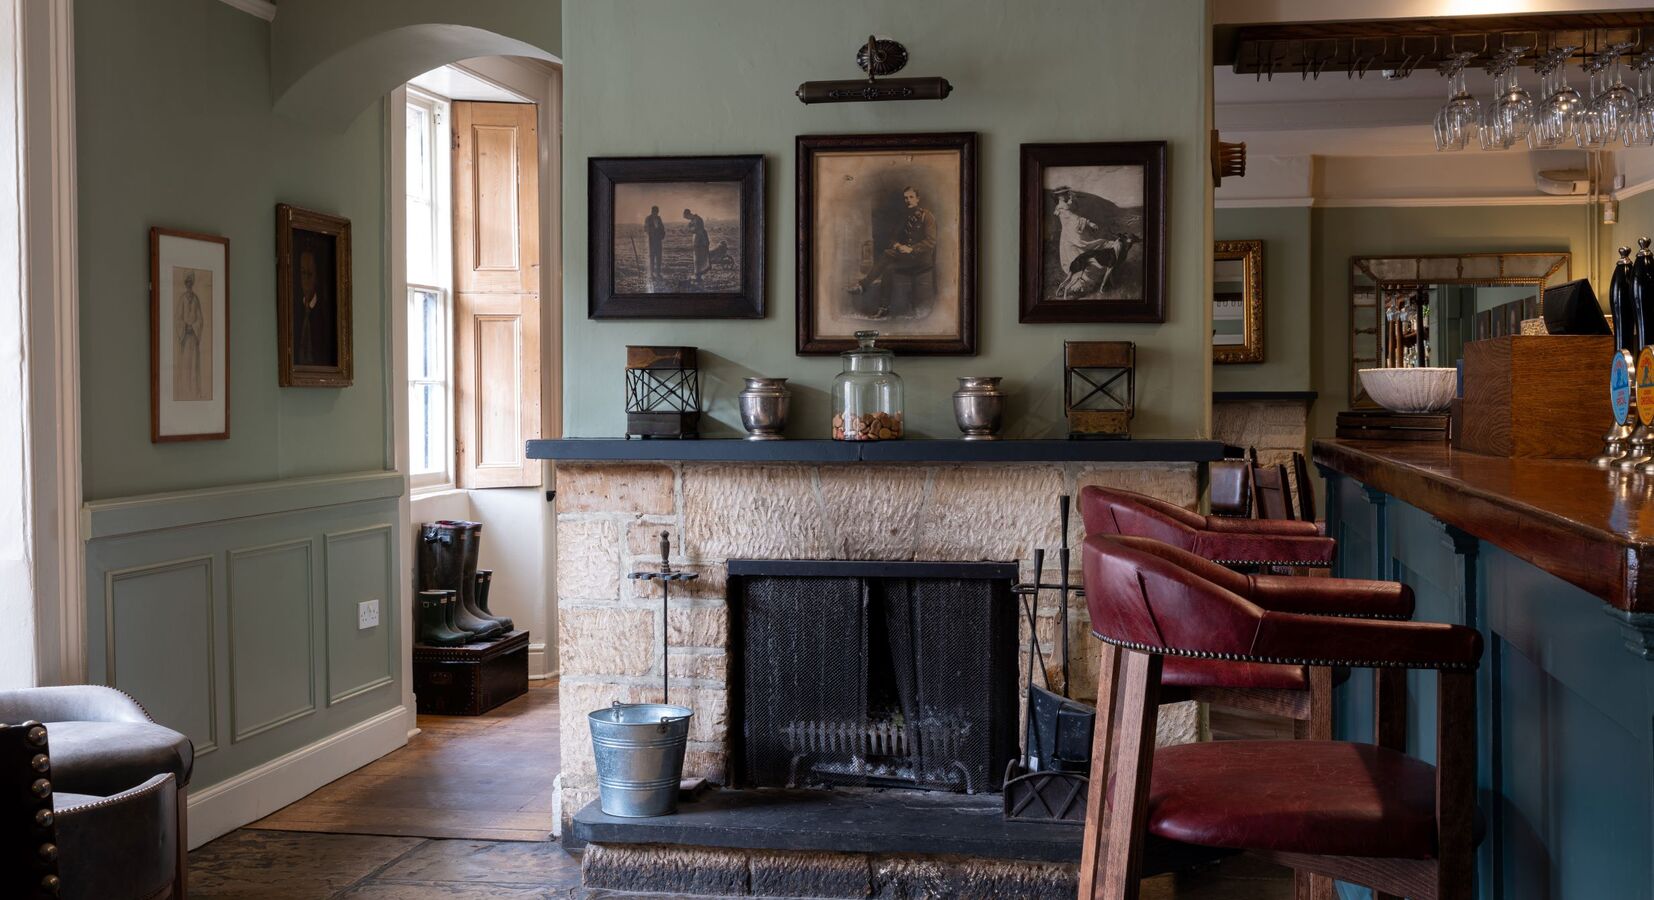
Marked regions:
[408,288,442,380]
[407,199,434,282]
[405,104,428,198]
[410,383,444,476]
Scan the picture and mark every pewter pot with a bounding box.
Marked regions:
[952,376,1005,441]
[739,377,791,441]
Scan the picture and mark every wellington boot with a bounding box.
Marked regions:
[475,569,514,632]
[417,522,458,593]
[416,590,468,646]
[438,590,486,643]
[444,520,504,640]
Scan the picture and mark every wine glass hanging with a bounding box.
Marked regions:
[1433,43,1654,151]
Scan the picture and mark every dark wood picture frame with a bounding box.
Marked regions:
[1018,141,1168,324]
[796,132,977,355]
[276,203,353,387]
[150,226,231,442]
[588,155,766,319]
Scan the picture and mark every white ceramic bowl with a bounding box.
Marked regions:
[1358,367,1456,414]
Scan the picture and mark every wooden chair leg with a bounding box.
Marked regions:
[1434,671,1477,900]
[1097,649,1163,900]
[174,787,189,899]
[1286,667,1336,900]
[1079,642,1122,898]
[1374,667,1407,751]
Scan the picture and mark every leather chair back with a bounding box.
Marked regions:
[1209,460,1251,517]
[3,722,61,899]
[1083,534,1266,657]
[1291,451,1317,522]
[1252,463,1295,520]
[1078,485,1206,546]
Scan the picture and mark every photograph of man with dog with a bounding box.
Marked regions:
[612,181,742,294]
[1039,164,1145,303]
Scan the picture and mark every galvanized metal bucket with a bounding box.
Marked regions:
[589,701,694,817]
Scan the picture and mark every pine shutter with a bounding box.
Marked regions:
[452,100,541,488]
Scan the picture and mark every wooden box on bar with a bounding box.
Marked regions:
[1460,335,1614,459]
[413,629,529,716]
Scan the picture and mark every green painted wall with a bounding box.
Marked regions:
[1309,203,1601,441]
[561,0,1212,440]
[77,0,388,500]
[1213,206,1312,393]
[1614,189,1654,261]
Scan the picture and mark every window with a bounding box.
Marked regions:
[406,89,453,491]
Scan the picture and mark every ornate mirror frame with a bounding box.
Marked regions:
[1349,251,1571,407]
[1214,240,1264,364]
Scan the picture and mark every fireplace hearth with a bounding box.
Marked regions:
[728,559,1019,794]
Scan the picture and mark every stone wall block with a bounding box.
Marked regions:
[627,519,681,558]
[682,464,832,560]
[560,607,656,677]
[682,746,728,783]
[917,465,1066,561]
[558,680,637,786]
[750,849,873,898]
[817,464,929,559]
[669,649,728,683]
[683,687,728,743]
[1212,400,1309,451]
[668,605,730,649]
[871,856,1076,900]
[582,843,749,896]
[556,518,622,601]
[557,463,676,514]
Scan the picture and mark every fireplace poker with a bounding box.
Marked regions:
[1019,548,1052,770]
[627,531,699,706]
[1058,494,1071,698]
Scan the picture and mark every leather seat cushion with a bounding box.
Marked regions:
[43,721,193,795]
[1148,741,1439,859]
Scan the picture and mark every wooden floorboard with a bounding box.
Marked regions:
[253,680,560,842]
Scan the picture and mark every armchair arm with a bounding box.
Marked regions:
[1189,531,1336,567]
[1245,575,1414,620]
[0,687,154,727]
[1201,516,1321,537]
[1250,610,1482,671]
[55,773,179,900]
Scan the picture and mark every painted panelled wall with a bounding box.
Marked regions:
[561,0,1213,441]
[1213,206,1313,393]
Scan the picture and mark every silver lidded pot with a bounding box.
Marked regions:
[953,376,1005,440]
[738,377,791,441]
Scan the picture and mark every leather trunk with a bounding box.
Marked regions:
[413,629,530,715]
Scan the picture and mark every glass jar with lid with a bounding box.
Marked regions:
[832,331,904,441]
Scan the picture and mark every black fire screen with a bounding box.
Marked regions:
[728,560,1019,794]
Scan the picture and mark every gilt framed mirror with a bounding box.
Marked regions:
[1214,239,1263,364]
[1349,251,1571,407]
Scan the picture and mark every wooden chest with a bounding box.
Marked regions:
[1461,335,1614,459]
[413,629,529,716]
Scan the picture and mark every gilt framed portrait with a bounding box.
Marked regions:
[1018,141,1167,323]
[797,132,977,355]
[1213,239,1264,364]
[150,227,230,442]
[276,203,353,387]
[588,155,765,319]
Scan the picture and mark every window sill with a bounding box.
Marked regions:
[410,484,463,501]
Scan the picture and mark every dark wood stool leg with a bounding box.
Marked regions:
[1435,671,1477,900]
[1098,649,1163,900]
[175,789,189,899]
[1373,666,1408,900]
[1290,667,1336,900]
[1079,642,1122,899]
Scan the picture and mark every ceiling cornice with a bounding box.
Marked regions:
[218,0,276,22]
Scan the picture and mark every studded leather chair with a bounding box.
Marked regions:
[1080,486,1411,900]
[4,721,180,900]
[1077,535,1481,900]
[0,688,191,899]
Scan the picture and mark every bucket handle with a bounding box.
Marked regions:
[608,700,693,729]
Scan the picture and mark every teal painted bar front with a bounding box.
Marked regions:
[1321,466,1654,900]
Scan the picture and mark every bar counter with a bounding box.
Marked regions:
[1313,438,1653,900]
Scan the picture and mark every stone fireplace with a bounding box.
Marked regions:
[541,444,1214,896]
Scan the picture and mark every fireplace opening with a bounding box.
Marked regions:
[728,560,1020,794]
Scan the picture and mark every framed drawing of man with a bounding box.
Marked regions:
[276,203,353,387]
[1018,142,1167,323]
[150,227,230,442]
[797,132,976,355]
[588,155,765,319]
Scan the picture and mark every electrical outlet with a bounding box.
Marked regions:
[358,599,380,630]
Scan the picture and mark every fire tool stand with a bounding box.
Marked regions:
[627,532,699,706]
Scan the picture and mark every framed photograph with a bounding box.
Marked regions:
[276,203,353,387]
[588,155,765,319]
[151,227,230,442]
[797,132,977,355]
[1214,240,1264,363]
[1018,141,1167,323]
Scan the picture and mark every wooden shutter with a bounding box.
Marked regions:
[453,101,541,488]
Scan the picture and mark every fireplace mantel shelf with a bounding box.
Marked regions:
[526,438,1223,464]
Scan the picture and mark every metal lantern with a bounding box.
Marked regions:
[1064,341,1135,439]
[625,346,701,439]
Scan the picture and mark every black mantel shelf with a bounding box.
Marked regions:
[525,438,1223,464]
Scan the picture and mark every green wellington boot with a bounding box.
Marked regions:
[424,522,499,640]
[474,569,514,633]
[437,590,480,645]
[416,590,468,646]
[444,520,506,639]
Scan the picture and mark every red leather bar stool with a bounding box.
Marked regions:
[1077,535,1483,900]
[1080,486,1413,900]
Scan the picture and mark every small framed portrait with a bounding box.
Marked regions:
[588,155,765,319]
[797,132,977,355]
[276,203,353,387]
[1213,239,1264,364]
[150,227,230,442]
[1018,142,1167,323]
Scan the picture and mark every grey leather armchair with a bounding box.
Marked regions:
[0,688,192,899]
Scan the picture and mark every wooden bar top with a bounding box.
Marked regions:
[1314,439,1654,612]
